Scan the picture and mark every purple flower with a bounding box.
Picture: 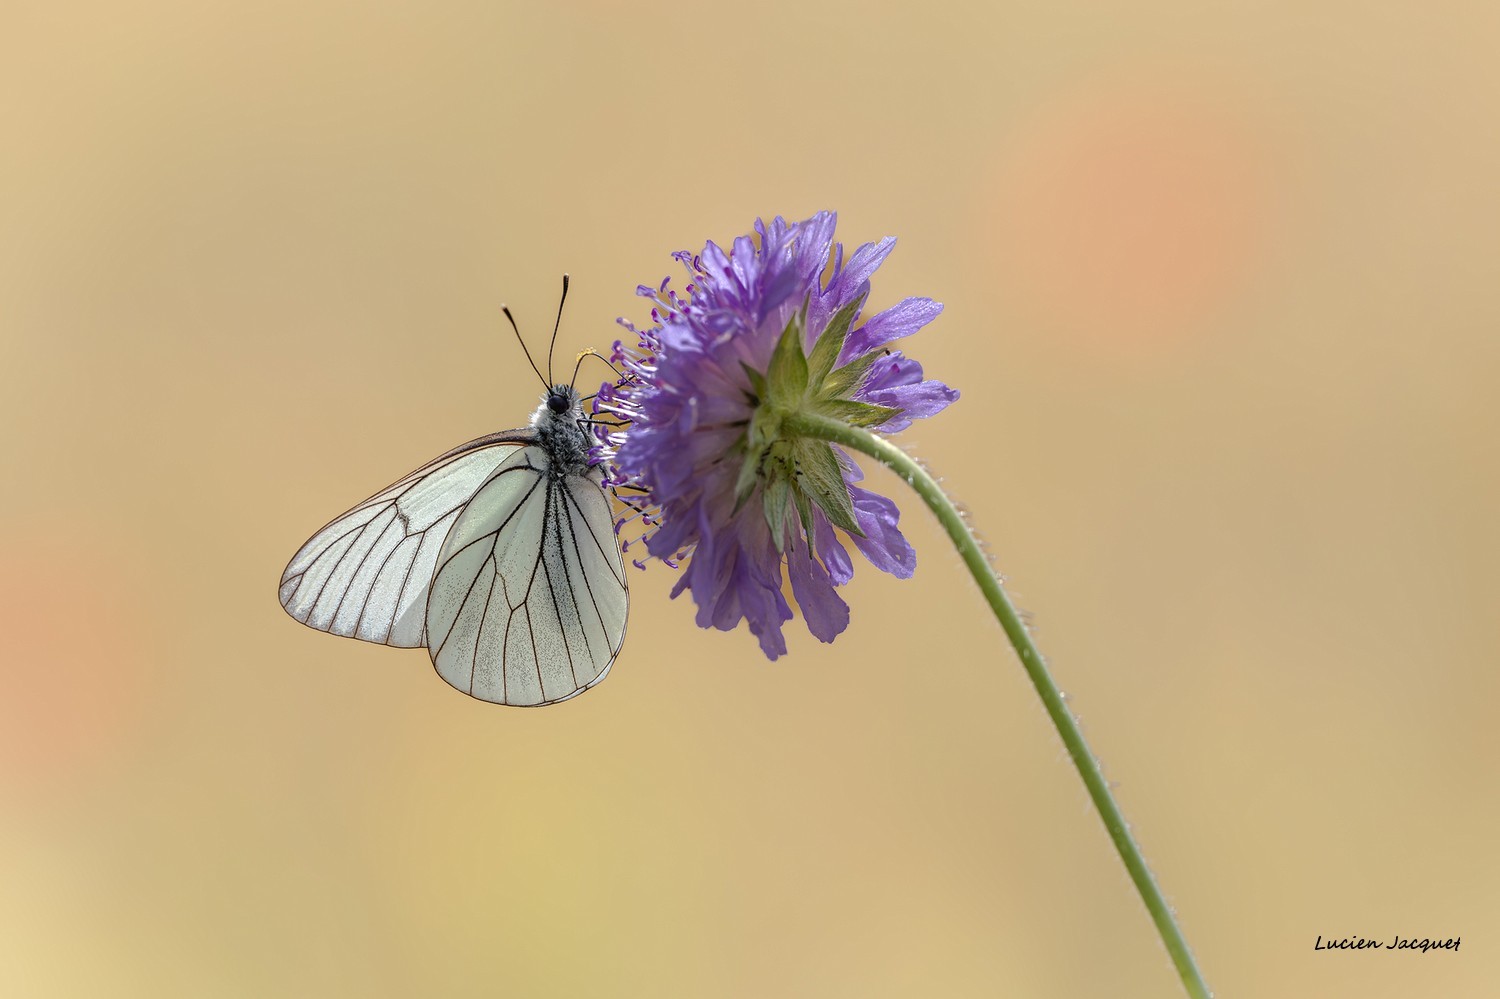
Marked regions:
[595,212,958,658]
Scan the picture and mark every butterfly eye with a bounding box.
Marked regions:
[546,392,569,414]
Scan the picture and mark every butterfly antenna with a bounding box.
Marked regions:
[502,304,550,393]
[547,273,570,387]
[569,348,624,390]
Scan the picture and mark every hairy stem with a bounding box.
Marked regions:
[785,410,1211,999]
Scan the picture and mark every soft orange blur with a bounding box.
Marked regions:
[3,2,1498,997]
[991,77,1271,346]
[0,536,156,795]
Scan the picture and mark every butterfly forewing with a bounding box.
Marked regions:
[279,435,529,648]
[425,451,628,706]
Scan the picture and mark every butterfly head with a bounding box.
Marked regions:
[545,384,578,416]
[531,384,591,474]
[533,384,584,432]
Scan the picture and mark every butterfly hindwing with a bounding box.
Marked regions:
[559,466,629,673]
[425,452,628,706]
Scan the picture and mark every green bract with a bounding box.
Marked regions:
[733,297,901,551]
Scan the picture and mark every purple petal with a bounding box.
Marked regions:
[847,485,916,579]
[811,510,854,585]
[844,297,944,360]
[826,236,894,303]
[796,212,839,275]
[698,240,734,290]
[868,380,959,432]
[786,532,851,643]
[750,615,790,659]
[730,235,758,295]
[760,260,803,318]
[857,352,960,432]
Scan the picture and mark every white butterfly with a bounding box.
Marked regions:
[278,281,628,706]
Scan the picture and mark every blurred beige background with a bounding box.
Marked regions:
[3,2,1497,996]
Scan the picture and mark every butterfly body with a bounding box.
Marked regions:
[279,383,628,706]
[531,383,594,477]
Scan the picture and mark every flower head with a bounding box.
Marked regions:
[596,212,958,658]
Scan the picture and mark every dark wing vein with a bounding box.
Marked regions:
[560,483,627,589]
[559,485,611,657]
[538,482,579,687]
[469,554,499,694]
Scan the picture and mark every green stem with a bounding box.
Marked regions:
[785,411,1212,999]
